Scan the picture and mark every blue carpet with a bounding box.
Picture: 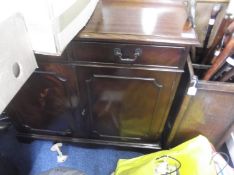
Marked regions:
[0,128,143,175]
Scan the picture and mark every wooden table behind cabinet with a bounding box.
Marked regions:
[6,0,198,149]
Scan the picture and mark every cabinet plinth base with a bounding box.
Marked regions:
[16,132,161,150]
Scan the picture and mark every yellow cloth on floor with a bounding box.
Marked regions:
[114,135,217,175]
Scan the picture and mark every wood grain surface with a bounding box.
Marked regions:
[77,0,199,46]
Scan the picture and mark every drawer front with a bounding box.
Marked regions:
[71,41,186,68]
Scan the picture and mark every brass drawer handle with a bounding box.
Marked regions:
[114,48,142,63]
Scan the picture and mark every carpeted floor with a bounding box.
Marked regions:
[0,127,143,175]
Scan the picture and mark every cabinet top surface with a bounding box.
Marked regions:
[76,0,199,46]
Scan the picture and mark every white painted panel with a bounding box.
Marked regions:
[0,14,38,113]
[18,0,99,55]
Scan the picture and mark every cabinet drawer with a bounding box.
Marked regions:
[71,41,186,68]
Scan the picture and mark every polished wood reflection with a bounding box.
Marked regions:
[78,0,199,46]
[7,64,87,137]
[77,66,180,141]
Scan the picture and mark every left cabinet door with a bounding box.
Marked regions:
[7,64,87,137]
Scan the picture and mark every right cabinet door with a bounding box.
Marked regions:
[76,66,179,142]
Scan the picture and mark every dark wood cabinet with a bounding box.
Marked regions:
[76,65,179,142]
[6,0,198,149]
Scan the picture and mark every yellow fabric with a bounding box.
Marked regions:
[114,135,217,175]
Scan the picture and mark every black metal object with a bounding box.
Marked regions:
[199,4,222,63]
[114,48,142,63]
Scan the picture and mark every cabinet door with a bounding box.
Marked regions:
[77,66,179,142]
[7,64,86,137]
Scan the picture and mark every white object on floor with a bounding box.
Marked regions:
[50,143,68,163]
[18,0,99,56]
[0,10,38,114]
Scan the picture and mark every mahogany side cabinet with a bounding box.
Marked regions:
[6,0,198,149]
